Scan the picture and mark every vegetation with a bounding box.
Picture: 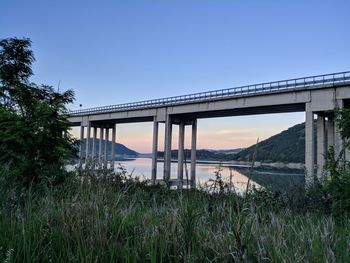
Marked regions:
[0,38,76,190]
[1,37,350,262]
[1,167,350,262]
[234,123,305,163]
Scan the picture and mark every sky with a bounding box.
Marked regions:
[1,0,350,152]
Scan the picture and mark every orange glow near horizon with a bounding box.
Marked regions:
[70,112,305,153]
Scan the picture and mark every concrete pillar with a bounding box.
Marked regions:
[151,117,159,184]
[85,121,91,161]
[327,117,334,148]
[111,125,116,169]
[99,127,103,163]
[79,125,85,166]
[177,122,185,185]
[334,99,344,160]
[92,127,97,160]
[164,115,172,181]
[316,114,326,177]
[104,128,109,168]
[305,108,315,185]
[191,119,197,188]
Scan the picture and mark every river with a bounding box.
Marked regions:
[115,158,305,193]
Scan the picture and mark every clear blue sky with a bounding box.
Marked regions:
[1,0,349,152]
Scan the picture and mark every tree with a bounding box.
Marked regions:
[0,37,77,189]
[322,108,350,215]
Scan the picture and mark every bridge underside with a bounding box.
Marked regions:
[172,103,305,122]
[69,78,350,188]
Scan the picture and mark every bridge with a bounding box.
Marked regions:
[68,71,350,187]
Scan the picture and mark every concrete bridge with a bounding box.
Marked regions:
[68,71,350,187]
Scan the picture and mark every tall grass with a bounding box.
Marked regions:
[0,167,350,262]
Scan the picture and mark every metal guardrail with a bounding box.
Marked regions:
[70,71,350,116]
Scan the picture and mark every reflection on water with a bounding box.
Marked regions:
[115,158,305,193]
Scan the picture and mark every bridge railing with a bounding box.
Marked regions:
[70,71,350,116]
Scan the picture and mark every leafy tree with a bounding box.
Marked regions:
[0,37,76,189]
[335,108,350,148]
[321,108,350,215]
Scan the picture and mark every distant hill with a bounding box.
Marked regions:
[201,148,244,153]
[157,123,305,164]
[232,123,305,163]
[82,139,138,158]
[157,149,241,162]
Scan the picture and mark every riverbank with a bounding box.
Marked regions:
[0,168,348,262]
[147,157,304,169]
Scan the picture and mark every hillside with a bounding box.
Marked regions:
[157,149,240,161]
[157,123,305,163]
[82,139,138,158]
[233,123,305,163]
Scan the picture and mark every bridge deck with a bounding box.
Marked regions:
[70,71,350,117]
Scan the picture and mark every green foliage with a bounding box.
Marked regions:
[321,108,350,216]
[0,37,76,190]
[0,38,34,109]
[1,168,350,262]
[335,107,350,147]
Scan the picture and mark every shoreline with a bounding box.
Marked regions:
[137,157,304,170]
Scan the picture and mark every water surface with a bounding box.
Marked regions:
[116,158,304,193]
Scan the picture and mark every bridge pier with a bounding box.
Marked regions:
[104,127,109,168]
[305,108,315,185]
[92,126,97,160]
[191,119,197,189]
[111,125,116,169]
[85,121,91,161]
[79,124,85,167]
[316,114,326,178]
[160,116,197,188]
[306,110,340,184]
[98,127,103,163]
[334,99,344,159]
[306,99,346,185]
[77,123,117,169]
[164,115,172,182]
[151,117,159,184]
[327,116,334,148]
[177,121,185,187]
